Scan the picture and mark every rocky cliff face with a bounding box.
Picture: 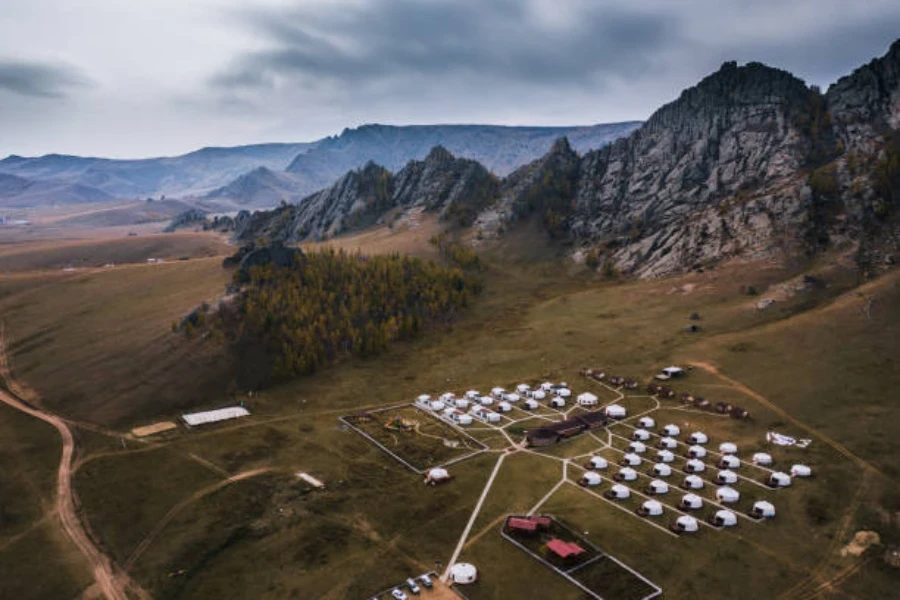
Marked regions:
[244,40,900,278]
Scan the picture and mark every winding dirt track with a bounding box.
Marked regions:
[0,326,143,600]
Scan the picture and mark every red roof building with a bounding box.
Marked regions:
[546,538,586,559]
[531,516,552,529]
[508,517,538,532]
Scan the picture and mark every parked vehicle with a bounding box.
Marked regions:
[391,589,408,600]
[405,578,421,594]
[418,574,433,588]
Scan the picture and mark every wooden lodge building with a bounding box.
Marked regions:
[525,411,608,446]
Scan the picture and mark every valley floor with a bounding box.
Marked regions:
[0,226,897,599]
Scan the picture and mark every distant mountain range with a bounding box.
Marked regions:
[0,122,641,209]
[241,39,900,278]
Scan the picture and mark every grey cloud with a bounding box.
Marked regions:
[213,1,678,90]
[0,58,89,98]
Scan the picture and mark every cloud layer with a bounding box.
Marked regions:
[0,0,899,157]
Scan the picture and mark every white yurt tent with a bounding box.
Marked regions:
[681,493,704,510]
[425,467,451,484]
[479,395,494,406]
[674,515,699,533]
[524,399,539,410]
[577,392,599,407]
[638,416,656,429]
[497,401,512,413]
[516,383,531,394]
[713,509,738,527]
[581,471,602,486]
[683,474,704,490]
[486,412,501,424]
[653,463,673,477]
[465,390,480,400]
[717,470,738,484]
[657,449,675,463]
[688,445,707,459]
[719,442,738,455]
[791,464,812,478]
[719,455,740,469]
[632,428,651,441]
[450,563,478,584]
[663,424,681,437]
[532,390,547,401]
[550,397,565,408]
[618,467,638,481]
[716,486,740,504]
[622,453,642,466]
[648,479,669,495]
[659,437,678,450]
[752,500,776,518]
[629,441,648,454]
[589,456,609,470]
[540,382,554,391]
[491,387,506,397]
[430,400,446,412]
[454,398,470,409]
[769,472,792,487]
[417,394,432,404]
[556,387,572,398]
[752,452,773,466]
[689,431,709,445]
[504,393,521,403]
[609,484,631,499]
[641,499,664,516]
[605,404,627,419]
[685,459,706,473]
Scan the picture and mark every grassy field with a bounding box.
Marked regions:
[0,224,897,599]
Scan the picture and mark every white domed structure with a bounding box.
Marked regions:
[674,515,699,533]
[609,484,630,499]
[719,442,738,455]
[648,479,669,495]
[769,472,792,487]
[617,467,638,481]
[657,449,675,463]
[716,470,738,484]
[716,486,740,503]
[605,404,627,419]
[689,431,709,445]
[719,455,740,469]
[622,453,642,466]
[653,463,673,477]
[791,464,812,478]
[640,499,664,516]
[658,437,678,450]
[450,563,478,584]
[663,424,681,437]
[681,493,704,510]
[713,509,738,527]
[632,428,651,441]
[581,471,602,486]
[683,474,704,490]
[629,441,648,454]
[688,445,707,459]
[638,416,656,429]
[752,500,776,518]
[752,452,773,466]
[589,456,608,470]
[685,459,706,473]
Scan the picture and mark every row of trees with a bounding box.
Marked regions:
[214,249,478,381]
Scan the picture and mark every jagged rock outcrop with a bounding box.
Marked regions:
[203,167,307,207]
[163,208,208,232]
[237,147,497,242]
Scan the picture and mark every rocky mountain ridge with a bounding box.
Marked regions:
[242,39,900,278]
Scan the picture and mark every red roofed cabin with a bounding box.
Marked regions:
[546,538,586,560]
[507,515,551,535]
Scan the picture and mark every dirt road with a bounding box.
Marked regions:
[0,326,143,600]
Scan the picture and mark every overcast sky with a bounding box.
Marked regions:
[1,0,899,158]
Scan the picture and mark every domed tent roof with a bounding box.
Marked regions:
[417,394,432,403]
[577,392,599,405]
[682,493,704,509]
[714,509,738,527]
[491,387,505,396]
[653,463,673,477]
[769,472,792,487]
[791,464,812,477]
[719,442,738,455]
[684,474,704,489]
[717,469,738,484]
[676,515,699,532]
[642,500,664,516]
[465,390,480,399]
[688,445,707,458]
[455,398,470,408]
[663,424,681,437]
[589,456,608,469]
[457,414,473,425]
[498,401,512,412]
[720,455,740,469]
[622,453,642,466]
[582,471,602,486]
[524,399,539,409]
[605,404,627,418]
[516,383,531,393]
[752,452,773,466]
[716,486,740,503]
[479,395,494,405]
[618,467,638,481]
[629,441,647,454]
[689,431,709,445]
[450,562,478,584]
[685,459,706,473]
[532,390,547,400]
[610,484,631,498]
[440,392,456,402]
[649,479,669,494]
[657,449,675,463]
[429,400,446,411]
[659,437,678,449]
[753,500,776,518]
[428,467,449,480]
[633,428,651,441]
[638,417,656,429]
[505,393,521,402]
